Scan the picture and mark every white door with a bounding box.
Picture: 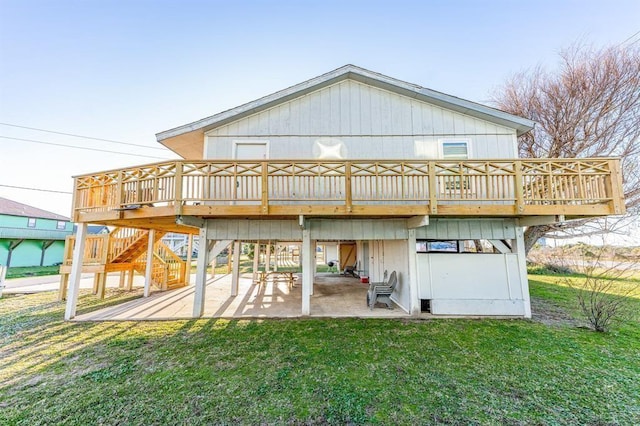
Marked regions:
[234,142,268,160]
[233,142,268,203]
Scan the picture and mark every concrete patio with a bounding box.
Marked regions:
[73,273,410,321]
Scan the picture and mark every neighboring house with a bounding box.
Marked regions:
[87,225,110,235]
[0,197,73,267]
[64,65,625,319]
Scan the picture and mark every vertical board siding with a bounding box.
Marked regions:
[206,80,517,160]
[416,218,517,240]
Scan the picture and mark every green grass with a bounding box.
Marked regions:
[1,276,639,425]
[5,265,60,279]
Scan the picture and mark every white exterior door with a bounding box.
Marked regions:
[233,142,268,203]
[234,142,268,160]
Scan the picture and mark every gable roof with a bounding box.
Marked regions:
[156,64,535,158]
[0,197,70,221]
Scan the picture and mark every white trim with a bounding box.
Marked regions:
[232,140,270,160]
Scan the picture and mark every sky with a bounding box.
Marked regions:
[1,0,639,226]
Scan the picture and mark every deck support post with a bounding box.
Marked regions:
[193,226,209,318]
[513,227,531,318]
[231,240,241,296]
[310,240,316,295]
[273,243,279,271]
[265,241,271,272]
[58,273,69,301]
[144,229,155,298]
[407,228,420,315]
[252,242,260,282]
[185,234,194,285]
[65,223,87,320]
[97,273,107,299]
[301,229,312,315]
[127,267,134,290]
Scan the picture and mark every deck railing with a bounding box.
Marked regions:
[72,158,625,220]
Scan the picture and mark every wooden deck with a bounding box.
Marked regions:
[71,158,625,230]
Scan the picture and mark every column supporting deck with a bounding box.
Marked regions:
[64,223,87,320]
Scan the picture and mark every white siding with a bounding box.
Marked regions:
[206,219,301,241]
[416,218,517,240]
[369,239,410,313]
[309,219,408,240]
[205,79,518,160]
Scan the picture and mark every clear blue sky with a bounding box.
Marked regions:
[1,0,639,217]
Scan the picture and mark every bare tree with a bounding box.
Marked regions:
[562,246,638,332]
[493,44,640,253]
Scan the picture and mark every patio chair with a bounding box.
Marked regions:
[342,261,359,278]
[366,270,397,310]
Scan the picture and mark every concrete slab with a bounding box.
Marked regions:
[74,273,410,321]
[2,273,146,294]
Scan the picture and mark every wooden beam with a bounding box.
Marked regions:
[407,215,429,229]
[517,216,561,227]
[174,162,183,215]
[488,240,511,254]
[176,215,205,228]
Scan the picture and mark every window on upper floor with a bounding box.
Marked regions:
[440,140,471,191]
[57,221,66,230]
[440,140,470,159]
[27,218,36,228]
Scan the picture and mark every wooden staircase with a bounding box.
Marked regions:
[59,227,188,300]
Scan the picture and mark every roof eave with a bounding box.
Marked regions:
[156,65,535,145]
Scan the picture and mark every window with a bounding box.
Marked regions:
[416,240,460,253]
[27,218,36,228]
[441,140,469,159]
[440,140,470,191]
[417,239,511,254]
[57,221,66,230]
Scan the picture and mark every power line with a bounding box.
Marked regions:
[0,135,171,160]
[0,122,169,151]
[619,29,640,47]
[0,184,72,195]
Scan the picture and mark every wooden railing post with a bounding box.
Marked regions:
[514,160,524,214]
[116,170,124,211]
[174,161,183,215]
[345,162,352,213]
[428,161,437,214]
[606,159,626,215]
[70,179,79,222]
[261,161,269,214]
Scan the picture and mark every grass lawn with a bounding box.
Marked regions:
[4,265,60,279]
[1,275,638,425]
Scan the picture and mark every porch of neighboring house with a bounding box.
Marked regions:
[73,272,408,321]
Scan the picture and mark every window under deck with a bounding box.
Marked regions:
[71,158,625,231]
